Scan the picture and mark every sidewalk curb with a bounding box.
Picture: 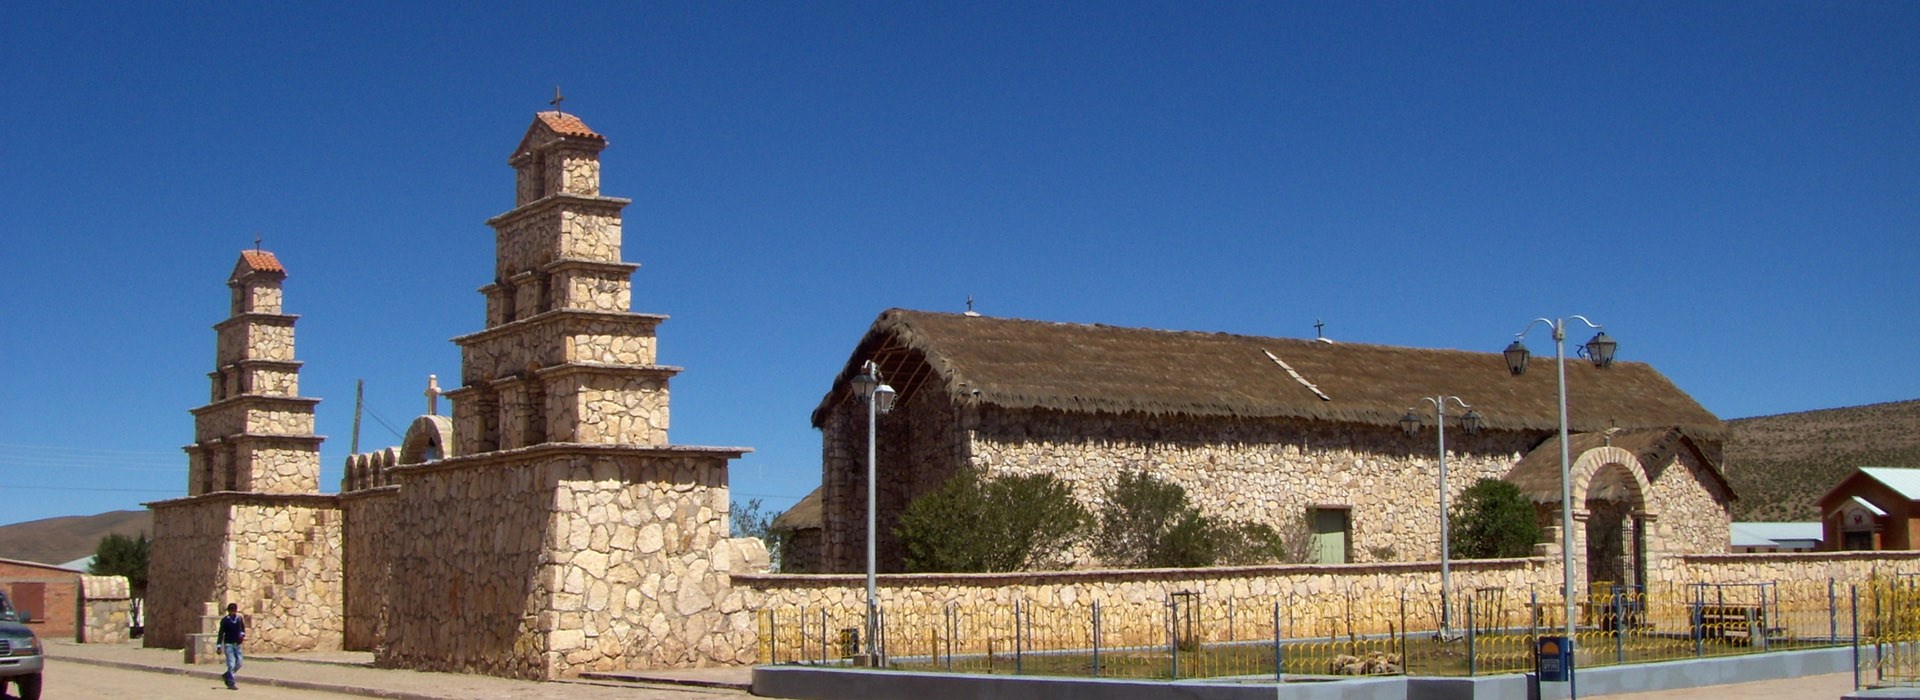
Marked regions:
[49,652,444,700]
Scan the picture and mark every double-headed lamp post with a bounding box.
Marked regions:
[1505,317,1616,698]
[1400,396,1483,640]
[850,360,896,666]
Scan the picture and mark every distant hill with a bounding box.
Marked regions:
[1725,399,1920,521]
[0,510,152,566]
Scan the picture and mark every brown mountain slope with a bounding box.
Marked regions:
[1725,399,1920,521]
[0,510,153,566]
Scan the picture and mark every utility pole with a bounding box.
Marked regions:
[350,379,364,454]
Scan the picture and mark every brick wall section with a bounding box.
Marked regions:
[0,560,80,638]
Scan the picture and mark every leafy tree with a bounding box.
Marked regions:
[90,532,149,623]
[730,498,786,570]
[1449,478,1544,559]
[895,470,1093,572]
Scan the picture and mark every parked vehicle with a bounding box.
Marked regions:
[0,591,42,700]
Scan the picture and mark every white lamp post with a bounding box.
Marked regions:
[1506,317,1616,698]
[1400,396,1484,640]
[850,359,896,666]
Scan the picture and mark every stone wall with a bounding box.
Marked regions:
[378,445,761,680]
[743,557,1559,652]
[77,575,132,644]
[146,499,230,648]
[1669,551,1920,586]
[145,494,342,652]
[341,487,401,651]
[1642,449,1733,558]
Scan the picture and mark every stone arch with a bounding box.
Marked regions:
[1569,445,1656,592]
[399,415,455,466]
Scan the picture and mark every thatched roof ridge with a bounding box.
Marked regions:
[813,309,1724,441]
[1507,427,1733,503]
[769,488,823,531]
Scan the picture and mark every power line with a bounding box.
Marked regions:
[0,485,178,494]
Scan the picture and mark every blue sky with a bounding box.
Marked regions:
[2,2,1917,529]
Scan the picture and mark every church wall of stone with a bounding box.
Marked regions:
[968,409,1539,565]
[817,385,968,574]
[238,440,323,493]
[341,487,400,651]
[378,457,552,678]
[376,447,762,678]
[217,498,343,652]
[146,500,231,648]
[1645,451,1733,557]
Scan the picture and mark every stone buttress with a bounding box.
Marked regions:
[147,250,343,656]
[377,112,765,680]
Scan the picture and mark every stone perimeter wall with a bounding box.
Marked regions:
[741,551,1920,658]
[379,447,765,680]
[145,496,342,653]
[342,487,401,651]
[77,575,133,644]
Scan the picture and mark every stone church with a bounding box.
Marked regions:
[783,309,1737,591]
[148,112,768,679]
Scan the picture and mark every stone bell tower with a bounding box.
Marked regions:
[380,112,762,680]
[448,111,672,453]
[148,248,341,655]
[187,250,324,494]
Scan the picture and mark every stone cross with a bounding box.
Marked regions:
[425,374,441,416]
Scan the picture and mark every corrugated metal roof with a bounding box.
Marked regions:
[1860,467,1920,500]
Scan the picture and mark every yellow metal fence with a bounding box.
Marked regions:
[757,576,1918,683]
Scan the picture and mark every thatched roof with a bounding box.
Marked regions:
[1507,427,1732,503]
[812,309,1723,440]
[769,488,823,531]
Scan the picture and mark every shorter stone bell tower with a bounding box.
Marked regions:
[147,249,342,655]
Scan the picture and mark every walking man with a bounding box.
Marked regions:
[218,603,246,690]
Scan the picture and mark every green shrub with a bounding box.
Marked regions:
[896,471,1093,572]
[1449,478,1543,559]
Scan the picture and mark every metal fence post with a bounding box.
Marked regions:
[1611,589,1622,665]
[1466,595,1477,677]
[1014,599,1024,675]
[1853,584,1861,690]
[1092,600,1101,678]
[1169,596,1180,681]
[945,604,955,671]
[1274,600,1284,682]
[1692,585,1704,658]
[768,609,777,664]
[1831,578,1838,644]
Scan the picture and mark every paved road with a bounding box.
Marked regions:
[8,661,351,699]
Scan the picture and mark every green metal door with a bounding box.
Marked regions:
[1311,508,1349,564]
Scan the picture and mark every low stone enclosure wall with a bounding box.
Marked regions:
[740,551,1920,675]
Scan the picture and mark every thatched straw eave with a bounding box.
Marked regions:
[811,309,1724,441]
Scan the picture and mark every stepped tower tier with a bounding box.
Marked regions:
[186,250,325,494]
[449,112,678,454]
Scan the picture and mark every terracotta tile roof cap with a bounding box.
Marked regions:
[239,249,285,274]
[536,111,603,140]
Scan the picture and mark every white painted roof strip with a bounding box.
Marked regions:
[1264,349,1331,402]
[1852,496,1889,517]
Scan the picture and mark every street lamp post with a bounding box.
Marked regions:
[1506,317,1616,699]
[1400,396,1483,640]
[850,360,896,666]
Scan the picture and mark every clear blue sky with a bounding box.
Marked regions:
[3,2,1917,528]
